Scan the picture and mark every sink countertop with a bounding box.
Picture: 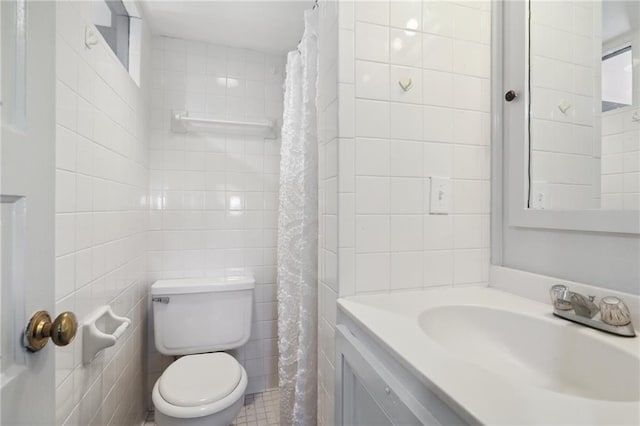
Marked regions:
[337,286,640,425]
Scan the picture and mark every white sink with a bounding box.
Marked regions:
[418,305,639,402]
[337,286,640,425]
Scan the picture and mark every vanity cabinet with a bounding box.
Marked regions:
[335,315,470,426]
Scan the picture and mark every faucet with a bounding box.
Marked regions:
[550,285,636,337]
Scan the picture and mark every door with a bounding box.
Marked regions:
[1,0,57,424]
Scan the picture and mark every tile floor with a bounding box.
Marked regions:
[232,388,280,426]
[144,388,279,426]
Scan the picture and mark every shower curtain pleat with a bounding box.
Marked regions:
[277,8,319,426]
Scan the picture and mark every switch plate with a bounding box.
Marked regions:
[530,181,550,209]
[429,177,450,214]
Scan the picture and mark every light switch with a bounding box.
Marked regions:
[530,181,550,209]
[429,177,450,214]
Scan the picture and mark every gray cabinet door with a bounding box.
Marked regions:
[336,325,440,426]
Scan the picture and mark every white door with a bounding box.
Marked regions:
[1,1,61,424]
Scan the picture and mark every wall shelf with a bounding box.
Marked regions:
[171,110,276,138]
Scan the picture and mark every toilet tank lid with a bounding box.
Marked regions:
[151,276,255,295]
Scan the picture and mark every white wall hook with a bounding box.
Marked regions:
[558,101,571,114]
[82,306,131,364]
[85,26,99,48]
[632,112,640,123]
[398,77,413,92]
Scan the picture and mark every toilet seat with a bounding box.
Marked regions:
[159,353,242,407]
[153,353,248,419]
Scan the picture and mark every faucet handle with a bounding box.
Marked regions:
[550,284,573,311]
[600,296,632,326]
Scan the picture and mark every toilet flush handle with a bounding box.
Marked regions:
[152,296,170,304]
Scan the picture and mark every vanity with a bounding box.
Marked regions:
[335,268,640,426]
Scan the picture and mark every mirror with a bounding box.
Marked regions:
[528,0,639,211]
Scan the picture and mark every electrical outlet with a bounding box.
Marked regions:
[429,177,450,214]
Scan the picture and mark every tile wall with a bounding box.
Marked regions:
[146,36,286,396]
[317,1,340,425]
[529,1,602,209]
[600,29,640,210]
[342,0,491,297]
[601,106,640,209]
[317,1,492,424]
[54,2,151,425]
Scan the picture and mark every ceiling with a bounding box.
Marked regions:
[602,0,640,44]
[141,1,314,53]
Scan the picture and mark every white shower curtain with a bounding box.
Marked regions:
[277,7,319,426]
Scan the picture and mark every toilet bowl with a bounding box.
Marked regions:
[150,277,255,426]
[152,353,248,426]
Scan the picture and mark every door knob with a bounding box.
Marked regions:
[25,310,78,352]
[504,90,518,102]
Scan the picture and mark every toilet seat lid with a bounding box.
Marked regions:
[159,353,242,407]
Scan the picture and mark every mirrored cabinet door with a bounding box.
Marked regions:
[528,0,639,211]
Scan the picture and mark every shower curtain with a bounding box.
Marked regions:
[277,7,319,426]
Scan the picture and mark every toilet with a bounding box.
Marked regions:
[150,276,255,426]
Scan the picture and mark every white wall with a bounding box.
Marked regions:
[146,36,285,396]
[317,1,492,424]
[317,1,339,424]
[54,2,151,425]
[344,0,491,296]
[601,106,640,209]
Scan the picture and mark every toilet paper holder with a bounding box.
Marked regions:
[82,305,131,364]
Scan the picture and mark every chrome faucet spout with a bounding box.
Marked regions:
[570,292,599,318]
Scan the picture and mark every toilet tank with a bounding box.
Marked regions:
[151,276,255,355]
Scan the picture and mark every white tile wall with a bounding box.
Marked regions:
[600,26,640,211]
[317,1,340,425]
[54,2,151,425]
[147,36,285,397]
[529,1,602,209]
[317,2,492,425]
[601,106,640,209]
[346,0,491,295]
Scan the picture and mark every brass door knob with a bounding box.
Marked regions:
[25,310,78,352]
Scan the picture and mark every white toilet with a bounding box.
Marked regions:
[150,276,255,426]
